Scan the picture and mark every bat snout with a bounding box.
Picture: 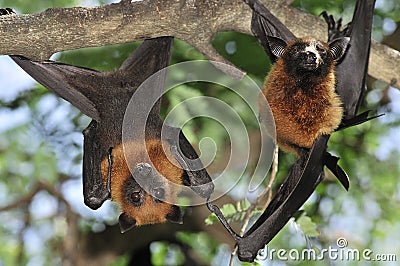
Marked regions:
[136,163,152,176]
[300,51,320,70]
[306,52,317,63]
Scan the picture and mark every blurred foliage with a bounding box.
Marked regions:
[0,0,399,265]
[175,231,221,265]
[149,242,185,266]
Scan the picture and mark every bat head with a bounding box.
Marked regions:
[101,139,185,232]
[267,36,349,79]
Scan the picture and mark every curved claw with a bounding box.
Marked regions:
[324,152,349,190]
[0,8,15,15]
[338,110,384,130]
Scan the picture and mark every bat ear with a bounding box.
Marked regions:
[119,212,137,233]
[266,36,287,58]
[329,37,350,62]
[11,56,101,120]
[166,205,183,224]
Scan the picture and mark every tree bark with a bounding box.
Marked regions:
[0,0,398,88]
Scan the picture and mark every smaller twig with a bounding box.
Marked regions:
[262,145,279,210]
[0,184,42,212]
[33,181,78,266]
[16,205,31,266]
[0,180,72,212]
[62,201,79,266]
[229,246,237,266]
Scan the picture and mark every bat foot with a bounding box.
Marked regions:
[320,11,350,41]
[0,8,15,15]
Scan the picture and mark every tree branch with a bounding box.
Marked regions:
[0,0,398,88]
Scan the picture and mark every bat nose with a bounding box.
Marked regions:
[136,163,152,176]
[306,52,317,63]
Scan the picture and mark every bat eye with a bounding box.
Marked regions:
[153,187,166,202]
[129,191,143,206]
[317,45,327,56]
[292,46,301,55]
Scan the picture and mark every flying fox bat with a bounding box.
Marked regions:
[6,35,214,232]
[262,36,349,156]
[207,0,376,262]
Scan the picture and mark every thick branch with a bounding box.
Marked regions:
[0,0,398,87]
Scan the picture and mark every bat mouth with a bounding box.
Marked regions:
[301,62,319,70]
[301,50,323,70]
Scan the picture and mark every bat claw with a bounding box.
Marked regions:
[321,11,349,41]
[324,152,350,190]
[0,8,15,15]
[338,110,384,130]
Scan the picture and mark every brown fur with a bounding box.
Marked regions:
[100,139,184,226]
[262,38,343,155]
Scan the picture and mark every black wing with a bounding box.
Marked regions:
[329,0,376,118]
[11,56,101,121]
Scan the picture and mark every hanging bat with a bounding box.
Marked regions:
[6,34,214,232]
[207,0,376,261]
[262,35,349,156]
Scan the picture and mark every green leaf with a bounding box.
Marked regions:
[220,203,237,217]
[296,215,320,238]
[237,199,251,212]
[205,203,239,225]
[205,213,219,225]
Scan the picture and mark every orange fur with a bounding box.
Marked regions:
[262,38,343,155]
[100,139,184,226]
